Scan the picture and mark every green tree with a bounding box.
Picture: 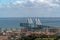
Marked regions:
[34,38,41,40]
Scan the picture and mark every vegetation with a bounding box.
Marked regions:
[17,34,60,40]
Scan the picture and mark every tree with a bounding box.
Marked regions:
[34,38,41,40]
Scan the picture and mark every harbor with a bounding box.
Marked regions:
[0,18,60,40]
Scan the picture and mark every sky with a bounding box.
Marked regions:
[0,0,60,17]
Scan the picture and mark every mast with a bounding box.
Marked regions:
[35,17,42,27]
[27,17,34,30]
[27,17,33,24]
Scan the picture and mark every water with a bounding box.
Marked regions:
[0,17,60,29]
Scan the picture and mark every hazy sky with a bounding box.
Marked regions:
[0,0,60,17]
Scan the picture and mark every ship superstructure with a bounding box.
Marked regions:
[20,17,42,28]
